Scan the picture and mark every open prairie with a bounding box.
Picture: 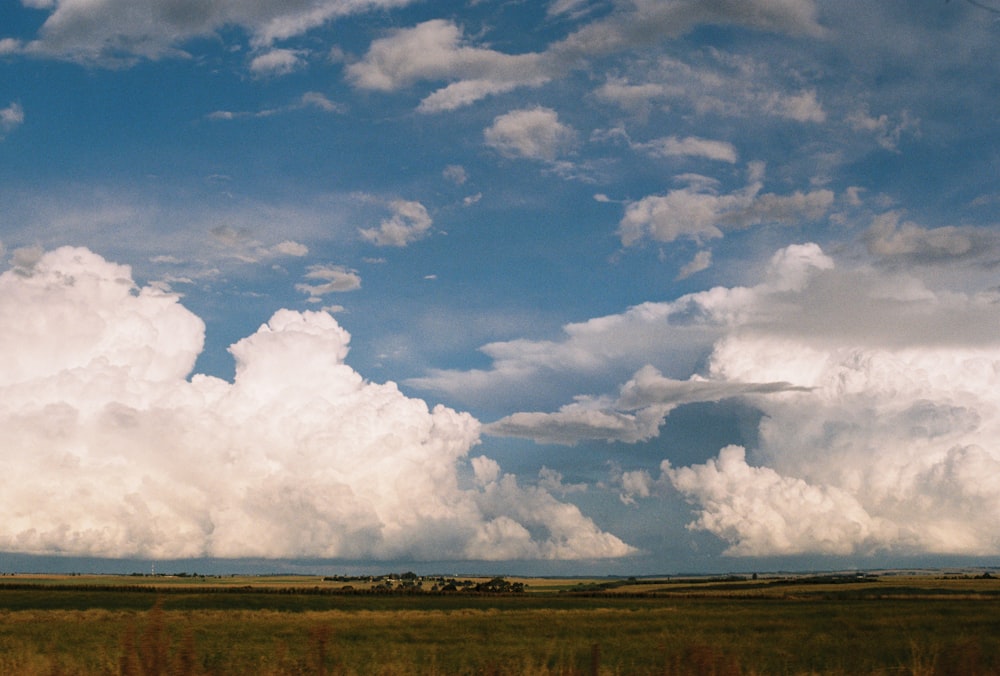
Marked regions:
[1,572,998,674]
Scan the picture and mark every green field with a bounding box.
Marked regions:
[1,572,998,674]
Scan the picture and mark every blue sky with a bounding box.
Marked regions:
[2,0,1000,575]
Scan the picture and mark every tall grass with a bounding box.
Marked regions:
[2,578,999,674]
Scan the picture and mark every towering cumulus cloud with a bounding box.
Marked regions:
[0,247,633,561]
[665,244,1000,557]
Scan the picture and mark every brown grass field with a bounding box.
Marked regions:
[1,570,999,674]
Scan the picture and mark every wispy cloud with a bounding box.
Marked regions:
[208,92,344,120]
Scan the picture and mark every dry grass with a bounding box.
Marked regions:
[1,573,999,674]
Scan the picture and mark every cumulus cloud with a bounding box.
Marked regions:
[273,240,309,257]
[762,88,825,123]
[1,102,24,138]
[345,20,551,112]
[676,326,1000,556]
[359,200,433,247]
[443,164,467,185]
[865,211,1000,267]
[409,242,834,403]
[618,165,834,246]
[347,2,823,111]
[419,241,1000,557]
[669,248,1000,556]
[17,0,417,64]
[0,38,21,55]
[0,246,634,561]
[666,446,893,556]
[484,107,578,162]
[295,264,361,299]
[249,48,306,77]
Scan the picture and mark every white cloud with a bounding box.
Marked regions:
[359,200,433,247]
[443,164,467,185]
[0,38,22,55]
[594,56,827,125]
[410,243,835,403]
[848,106,919,151]
[295,264,361,298]
[249,48,305,77]
[1,102,24,138]
[865,211,1000,267]
[486,364,808,445]
[418,242,1000,557]
[348,2,824,112]
[550,0,825,61]
[299,91,344,113]
[20,0,417,64]
[676,250,712,280]
[665,247,1000,556]
[273,240,309,257]
[618,167,834,246]
[484,107,577,161]
[592,79,668,118]
[209,226,313,263]
[547,0,594,18]
[346,20,550,111]
[468,474,637,559]
[208,91,344,120]
[666,446,892,556]
[636,135,738,163]
[0,246,634,561]
[762,88,825,123]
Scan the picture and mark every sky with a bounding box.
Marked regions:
[1,0,1000,576]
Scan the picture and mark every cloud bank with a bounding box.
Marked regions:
[618,164,835,246]
[347,1,824,112]
[446,242,1000,558]
[0,246,634,561]
[13,0,417,64]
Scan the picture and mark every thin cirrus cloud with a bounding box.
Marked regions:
[208,91,345,120]
[0,246,635,561]
[593,58,826,125]
[636,136,738,163]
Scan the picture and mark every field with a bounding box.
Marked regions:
[1,571,999,674]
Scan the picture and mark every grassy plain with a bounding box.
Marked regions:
[0,572,998,674]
